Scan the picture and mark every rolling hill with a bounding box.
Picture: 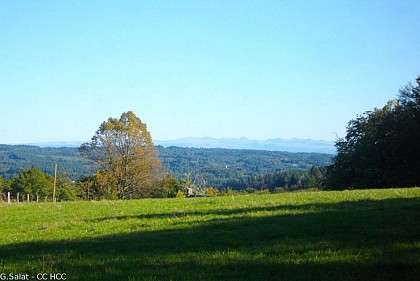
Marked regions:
[0,144,333,188]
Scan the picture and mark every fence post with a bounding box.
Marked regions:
[27,194,30,203]
[36,195,39,203]
[17,192,20,204]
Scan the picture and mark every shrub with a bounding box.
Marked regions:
[176,190,185,198]
[204,187,218,197]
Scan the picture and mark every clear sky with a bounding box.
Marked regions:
[1,0,419,144]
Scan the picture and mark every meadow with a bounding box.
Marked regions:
[0,188,419,281]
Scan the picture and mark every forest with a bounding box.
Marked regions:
[158,146,331,190]
[0,145,93,179]
[0,143,332,201]
[0,145,331,181]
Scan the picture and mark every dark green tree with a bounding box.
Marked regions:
[56,173,80,201]
[308,165,324,189]
[11,168,53,197]
[0,176,4,193]
[77,175,95,200]
[0,176,5,199]
[159,173,182,198]
[327,77,420,189]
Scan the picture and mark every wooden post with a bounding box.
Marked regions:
[17,192,20,203]
[87,182,90,201]
[7,192,10,204]
[53,163,57,203]
[36,195,39,203]
[27,194,30,203]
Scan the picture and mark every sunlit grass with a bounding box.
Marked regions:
[0,188,419,280]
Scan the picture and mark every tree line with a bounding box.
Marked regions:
[0,144,93,180]
[0,165,325,202]
[326,77,420,189]
[0,168,78,202]
[225,166,325,192]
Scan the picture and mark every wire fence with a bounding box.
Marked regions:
[1,192,51,203]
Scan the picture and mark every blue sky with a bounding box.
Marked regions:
[1,0,419,144]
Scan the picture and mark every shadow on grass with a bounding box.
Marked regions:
[0,198,419,281]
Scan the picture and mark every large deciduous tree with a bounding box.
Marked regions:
[80,111,162,199]
[327,77,420,189]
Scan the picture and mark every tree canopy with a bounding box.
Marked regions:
[327,77,420,189]
[80,111,162,199]
[10,167,53,197]
[0,176,5,194]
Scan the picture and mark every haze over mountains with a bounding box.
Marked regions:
[26,137,336,154]
[155,137,335,154]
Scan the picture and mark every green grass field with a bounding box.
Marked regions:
[1,188,419,281]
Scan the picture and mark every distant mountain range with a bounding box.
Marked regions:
[25,137,336,154]
[26,141,85,148]
[157,137,336,154]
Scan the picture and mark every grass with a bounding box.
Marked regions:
[0,188,419,280]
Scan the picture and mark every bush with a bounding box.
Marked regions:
[255,188,270,195]
[220,187,238,196]
[204,187,218,197]
[176,190,185,198]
